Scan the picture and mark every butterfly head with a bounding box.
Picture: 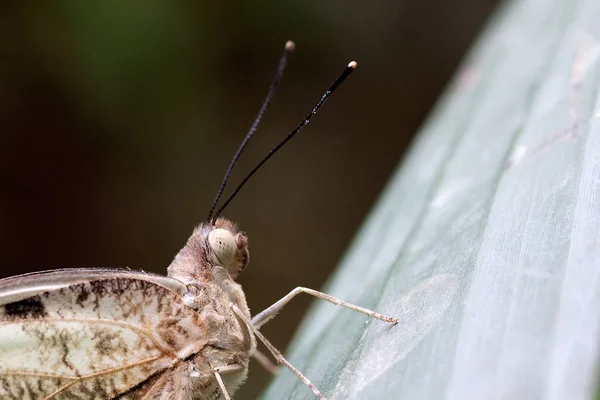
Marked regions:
[207,218,249,277]
[167,217,249,284]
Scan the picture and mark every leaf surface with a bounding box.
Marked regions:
[264,0,600,398]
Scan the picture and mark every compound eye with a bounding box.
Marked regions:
[208,229,236,267]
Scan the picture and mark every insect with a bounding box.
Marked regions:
[0,41,397,400]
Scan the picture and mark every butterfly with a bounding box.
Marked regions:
[0,41,397,400]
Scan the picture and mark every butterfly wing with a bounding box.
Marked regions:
[0,269,207,399]
[0,268,188,305]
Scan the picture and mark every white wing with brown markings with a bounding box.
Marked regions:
[0,269,206,399]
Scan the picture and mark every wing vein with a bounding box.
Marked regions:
[40,355,167,400]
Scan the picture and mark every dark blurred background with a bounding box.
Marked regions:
[0,1,499,398]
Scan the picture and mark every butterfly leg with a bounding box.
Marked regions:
[251,286,398,329]
[232,305,326,400]
[252,349,280,375]
[212,364,245,400]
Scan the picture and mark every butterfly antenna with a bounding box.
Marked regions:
[212,61,358,222]
[207,40,296,222]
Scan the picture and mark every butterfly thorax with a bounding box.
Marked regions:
[189,268,254,398]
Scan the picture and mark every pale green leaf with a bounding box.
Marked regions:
[263,0,600,398]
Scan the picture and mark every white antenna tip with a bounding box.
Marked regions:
[285,40,296,52]
[348,61,358,69]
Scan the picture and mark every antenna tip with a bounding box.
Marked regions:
[348,61,358,69]
[285,40,296,52]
